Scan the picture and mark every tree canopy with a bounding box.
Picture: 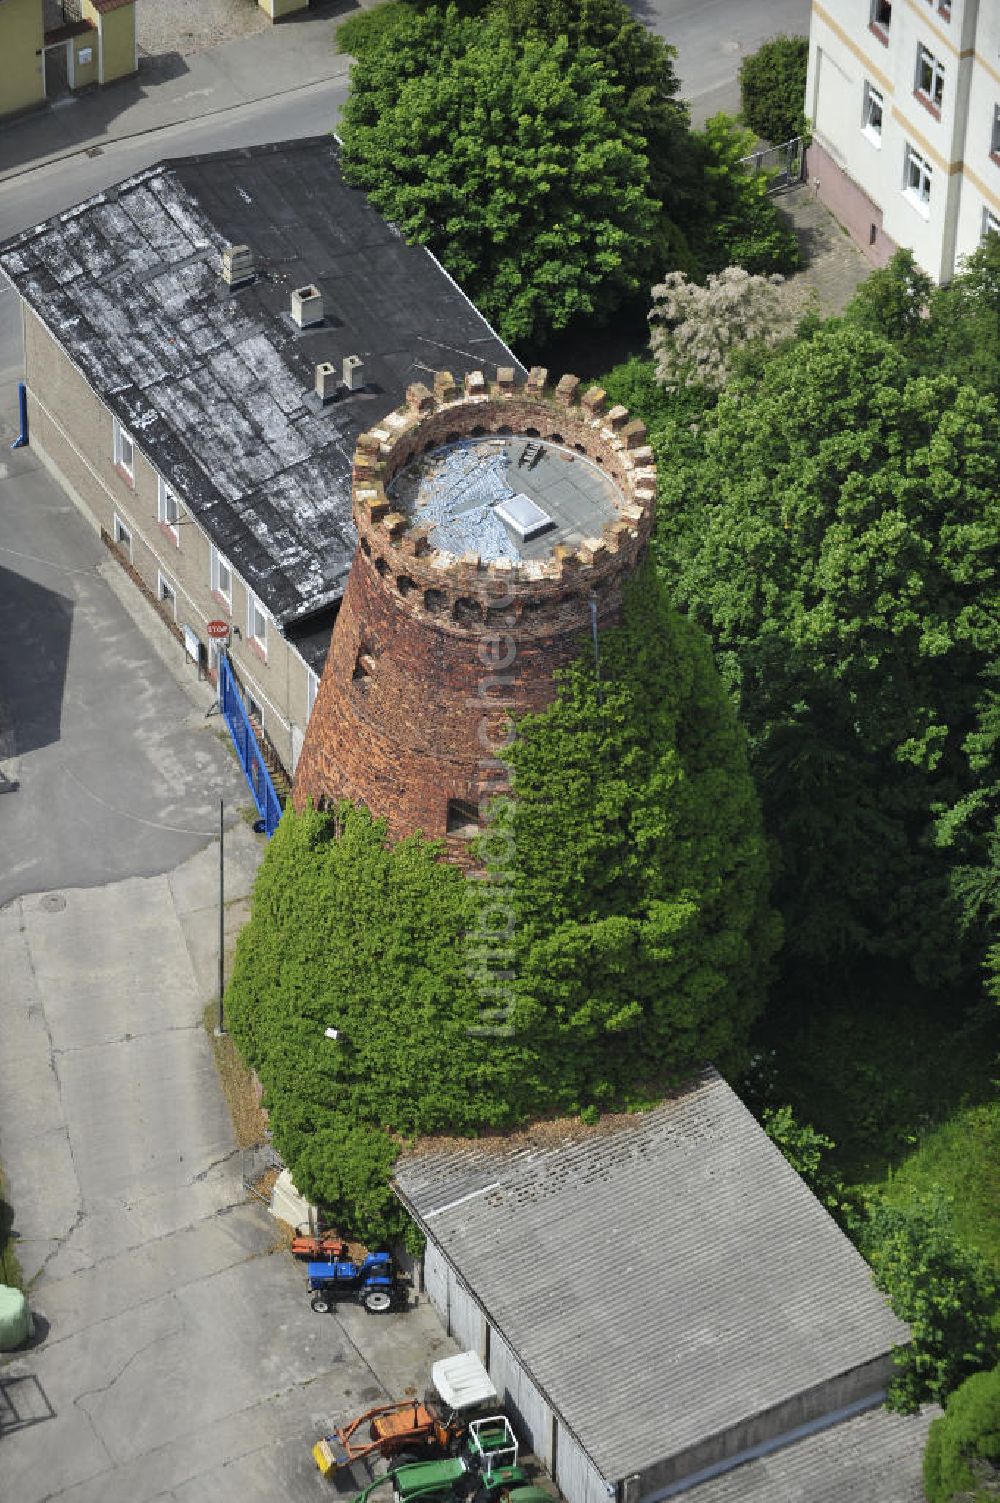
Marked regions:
[226,566,775,1238]
[339,3,666,346]
[923,1364,1000,1503]
[738,35,809,146]
[337,0,798,348]
[863,1192,998,1413]
[653,322,1000,1022]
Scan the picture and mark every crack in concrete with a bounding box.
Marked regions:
[73,1299,187,1427]
[51,1020,202,1058]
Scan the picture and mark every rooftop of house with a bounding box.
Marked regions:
[0,138,519,633]
[393,1068,908,1488]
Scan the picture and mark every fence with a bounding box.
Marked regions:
[242,1143,282,1205]
[738,136,806,193]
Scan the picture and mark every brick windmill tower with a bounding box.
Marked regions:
[292,366,656,850]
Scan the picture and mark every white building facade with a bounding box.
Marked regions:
[806,0,1000,279]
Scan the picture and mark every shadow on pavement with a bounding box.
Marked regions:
[0,1373,56,1434]
[0,562,72,759]
[0,53,189,178]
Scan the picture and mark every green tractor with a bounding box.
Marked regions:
[351,1417,552,1503]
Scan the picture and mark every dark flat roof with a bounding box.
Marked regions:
[0,139,519,632]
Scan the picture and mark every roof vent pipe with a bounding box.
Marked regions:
[315,362,338,405]
[342,354,365,392]
[291,285,324,328]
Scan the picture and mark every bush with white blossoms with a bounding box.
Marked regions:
[649,266,800,391]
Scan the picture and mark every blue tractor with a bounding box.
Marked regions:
[307,1251,404,1315]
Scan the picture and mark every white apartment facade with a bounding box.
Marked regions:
[806,0,1000,280]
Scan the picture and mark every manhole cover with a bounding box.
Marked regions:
[40,893,66,913]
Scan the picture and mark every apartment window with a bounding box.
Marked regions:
[113,418,134,484]
[992,106,1000,160]
[306,670,319,721]
[210,545,232,608]
[247,591,268,657]
[113,514,132,557]
[870,0,891,38]
[157,572,176,619]
[984,207,1000,241]
[863,83,884,144]
[157,476,180,540]
[904,144,933,212]
[916,46,945,112]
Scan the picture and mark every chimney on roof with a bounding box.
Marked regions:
[221,244,254,286]
[291,285,324,329]
[342,355,365,392]
[315,362,338,405]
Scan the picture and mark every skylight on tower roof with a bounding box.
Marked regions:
[495,492,554,541]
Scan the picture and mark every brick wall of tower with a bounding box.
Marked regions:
[292,368,657,843]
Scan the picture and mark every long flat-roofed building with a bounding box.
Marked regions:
[0,138,518,780]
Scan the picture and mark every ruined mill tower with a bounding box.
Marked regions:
[292,365,656,846]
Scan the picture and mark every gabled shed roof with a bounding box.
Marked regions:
[0,139,519,629]
[394,1068,908,1487]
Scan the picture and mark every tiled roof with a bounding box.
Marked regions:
[394,1069,908,1486]
[0,140,518,630]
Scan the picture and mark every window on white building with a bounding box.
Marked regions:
[210,545,232,608]
[157,476,180,540]
[916,46,945,111]
[247,591,268,657]
[870,0,891,33]
[904,144,933,213]
[157,572,176,619]
[992,106,1000,158]
[113,513,132,557]
[113,418,135,483]
[307,669,319,721]
[984,207,1000,241]
[863,83,884,144]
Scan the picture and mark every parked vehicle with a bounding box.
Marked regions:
[348,1418,546,1503]
[307,1251,404,1315]
[353,1452,549,1503]
[313,1351,503,1477]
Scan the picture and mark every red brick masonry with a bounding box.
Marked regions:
[292,367,657,842]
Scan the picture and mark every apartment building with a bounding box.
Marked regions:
[806,0,1000,279]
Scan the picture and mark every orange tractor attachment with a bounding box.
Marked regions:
[313,1352,500,1479]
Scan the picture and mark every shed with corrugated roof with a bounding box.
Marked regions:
[393,1067,910,1502]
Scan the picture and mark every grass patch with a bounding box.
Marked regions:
[202,1001,268,1150]
[877,1102,1000,1276]
[0,1168,23,1290]
[336,1,408,57]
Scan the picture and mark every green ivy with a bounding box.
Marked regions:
[226,565,776,1238]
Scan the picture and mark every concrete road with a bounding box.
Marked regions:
[0,849,454,1502]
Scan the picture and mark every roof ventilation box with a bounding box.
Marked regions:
[495,492,554,541]
[221,244,254,286]
[315,362,338,404]
[291,285,324,328]
[342,354,365,392]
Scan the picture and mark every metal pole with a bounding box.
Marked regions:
[216,797,226,1035]
[589,598,603,707]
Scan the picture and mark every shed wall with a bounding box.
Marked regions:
[554,1416,610,1503]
